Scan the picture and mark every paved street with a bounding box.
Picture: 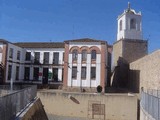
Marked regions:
[47,114,88,120]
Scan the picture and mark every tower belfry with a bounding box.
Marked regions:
[117,3,142,41]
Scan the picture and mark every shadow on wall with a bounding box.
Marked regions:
[129,70,140,93]
[111,57,129,89]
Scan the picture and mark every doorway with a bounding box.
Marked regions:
[43,68,48,84]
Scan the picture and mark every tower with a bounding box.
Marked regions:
[117,2,142,41]
[111,3,148,89]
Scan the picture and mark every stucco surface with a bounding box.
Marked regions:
[38,90,137,120]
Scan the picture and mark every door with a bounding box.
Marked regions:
[43,68,48,84]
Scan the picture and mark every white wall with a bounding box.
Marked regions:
[6,43,25,82]
[67,43,102,88]
[24,48,64,82]
[5,45,65,83]
[117,12,142,41]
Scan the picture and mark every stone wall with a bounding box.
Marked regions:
[130,50,160,92]
[112,39,148,89]
[38,90,137,120]
[123,39,148,63]
[113,40,123,66]
[113,39,148,66]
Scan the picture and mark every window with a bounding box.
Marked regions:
[91,50,96,60]
[53,68,58,81]
[120,20,122,31]
[34,52,40,64]
[130,19,136,29]
[91,67,96,79]
[16,66,19,80]
[33,67,39,80]
[25,52,31,61]
[81,67,86,79]
[72,49,78,61]
[72,67,77,79]
[17,51,21,60]
[24,67,30,80]
[53,52,59,64]
[82,50,87,61]
[8,65,12,80]
[9,48,13,59]
[44,52,49,64]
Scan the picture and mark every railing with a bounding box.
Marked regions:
[141,89,160,120]
[0,85,37,120]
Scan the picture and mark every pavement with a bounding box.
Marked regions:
[47,114,88,120]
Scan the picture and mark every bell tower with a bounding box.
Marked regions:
[111,3,148,89]
[117,2,142,41]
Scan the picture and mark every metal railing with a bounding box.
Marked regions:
[141,89,160,120]
[0,85,37,120]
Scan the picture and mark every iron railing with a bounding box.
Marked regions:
[141,89,160,120]
[0,85,37,120]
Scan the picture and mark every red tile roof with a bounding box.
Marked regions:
[64,38,107,44]
[14,42,64,48]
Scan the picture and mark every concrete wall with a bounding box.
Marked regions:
[130,50,160,92]
[19,98,48,120]
[38,90,137,120]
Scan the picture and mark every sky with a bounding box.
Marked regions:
[0,0,160,53]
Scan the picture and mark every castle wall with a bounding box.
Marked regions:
[130,50,160,92]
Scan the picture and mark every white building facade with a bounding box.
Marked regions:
[63,39,109,92]
[0,38,111,92]
[0,41,65,84]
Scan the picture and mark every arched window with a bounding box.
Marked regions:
[72,49,78,61]
[91,50,96,60]
[119,20,122,31]
[130,19,136,29]
[82,50,87,61]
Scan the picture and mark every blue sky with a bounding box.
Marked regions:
[0,0,160,52]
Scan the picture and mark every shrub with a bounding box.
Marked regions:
[97,85,102,93]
